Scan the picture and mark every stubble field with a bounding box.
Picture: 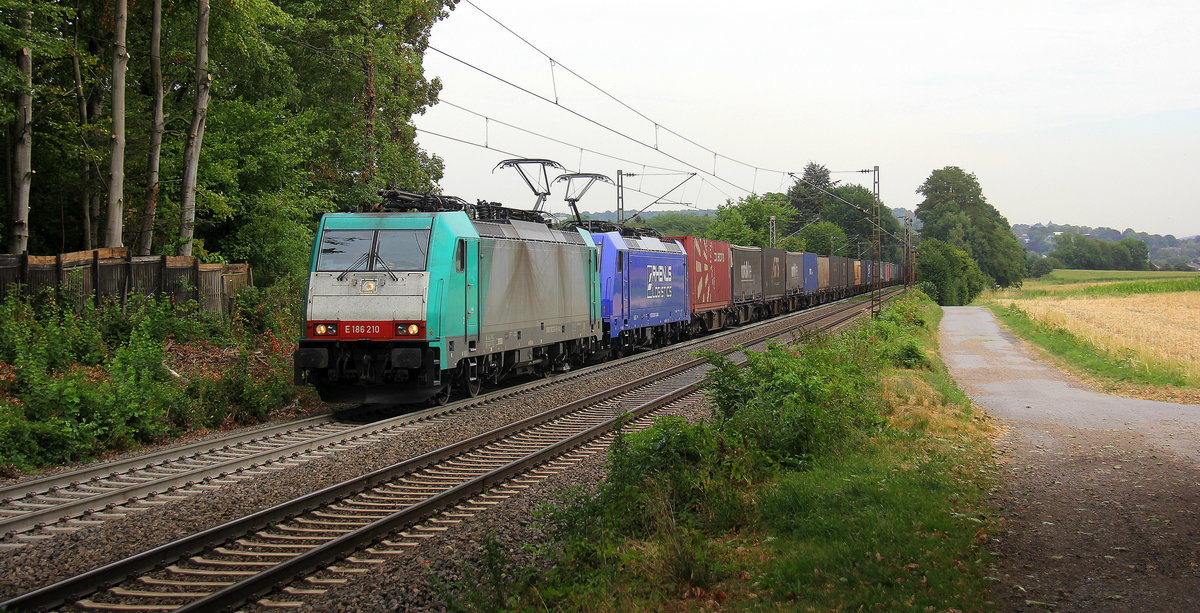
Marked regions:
[983,269,1200,401]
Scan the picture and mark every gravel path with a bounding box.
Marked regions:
[940,306,1200,612]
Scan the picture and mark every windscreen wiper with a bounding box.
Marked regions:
[372,253,399,281]
[336,251,371,281]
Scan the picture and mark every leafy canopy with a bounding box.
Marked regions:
[916,167,1025,287]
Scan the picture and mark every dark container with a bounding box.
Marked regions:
[730,245,763,303]
[784,251,805,295]
[762,248,786,300]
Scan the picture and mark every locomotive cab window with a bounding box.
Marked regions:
[455,239,465,273]
[375,230,430,271]
[316,230,374,272]
[316,229,431,272]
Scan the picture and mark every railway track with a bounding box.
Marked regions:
[1,291,895,612]
[0,291,888,548]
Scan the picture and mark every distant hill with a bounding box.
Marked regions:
[1012,222,1200,268]
[579,209,717,222]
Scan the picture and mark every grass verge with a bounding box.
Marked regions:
[432,291,999,612]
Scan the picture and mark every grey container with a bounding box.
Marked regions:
[731,245,763,303]
[762,248,786,299]
[784,252,805,295]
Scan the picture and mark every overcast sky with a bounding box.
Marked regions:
[414,0,1200,237]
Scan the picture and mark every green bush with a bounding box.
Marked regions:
[0,289,299,472]
[704,338,884,466]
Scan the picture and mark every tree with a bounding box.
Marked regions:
[1025,253,1060,278]
[823,183,904,262]
[634,212,713,237]
[1048,233,1151,271]
[784,163,905,263]
[177,0,210,257]
[8,10,33,254]
[3,0,453,275]
[917,238,987,305]
[703,193,796,248]
[797,221,846,256]
[103,0,129,247]
[135,0,164,256]
[916,166,1025,287]
[785,162,835,229]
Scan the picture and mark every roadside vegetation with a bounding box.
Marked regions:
[982,269,1200,401]
[0,281,306,474]
[434,291,999,611]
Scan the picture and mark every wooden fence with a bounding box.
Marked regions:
[0,248,252,315]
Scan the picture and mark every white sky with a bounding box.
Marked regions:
[415,0,1200,237]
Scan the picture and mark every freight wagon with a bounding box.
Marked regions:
[666,235,733,332]
[730,245,763,323]
[762,247,787,316]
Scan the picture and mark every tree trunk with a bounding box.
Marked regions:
[178,0,211,257]
[137,0,164,256]
[72,50,93,251]
[103,0,129,247]
[9,12,33,255]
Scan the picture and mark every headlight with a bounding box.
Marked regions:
[314,323,338,336]
[395,322,423,336]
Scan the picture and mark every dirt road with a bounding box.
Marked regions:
[940,306,1200,612]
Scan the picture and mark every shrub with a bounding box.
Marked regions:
[704,338,885,466]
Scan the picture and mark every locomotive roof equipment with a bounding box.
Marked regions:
[554,172,613,225]
[492,158,565,212]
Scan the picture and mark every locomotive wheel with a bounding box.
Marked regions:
[462,360,482,397]
[464,376,482,397]
[430,384,452,406]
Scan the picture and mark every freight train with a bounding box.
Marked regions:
[293,192,905,404]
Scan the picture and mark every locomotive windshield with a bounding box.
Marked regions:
[316,229,430,272]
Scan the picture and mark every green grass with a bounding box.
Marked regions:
[986,302,1192,388]
[760,439,993,611]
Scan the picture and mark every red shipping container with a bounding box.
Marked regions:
[666,236,732,313]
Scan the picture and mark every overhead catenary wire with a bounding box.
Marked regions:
[436,99,689,175]
[427,45,755,196]
[415,127,701,210]
[460,0,791,178]
[433,3,896,222]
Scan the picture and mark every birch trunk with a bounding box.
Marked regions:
[9,12,33,255]
[137,0,164,256]
[103,0,129,247]
[72,52,93,251]
[178,0,211,257]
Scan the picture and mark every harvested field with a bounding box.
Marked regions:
[1001,293,1200,384]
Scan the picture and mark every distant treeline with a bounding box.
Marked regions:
[1028,233,1153,276]
[1014,223,1199,268]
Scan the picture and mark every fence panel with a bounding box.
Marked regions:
[0,248,251,315]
